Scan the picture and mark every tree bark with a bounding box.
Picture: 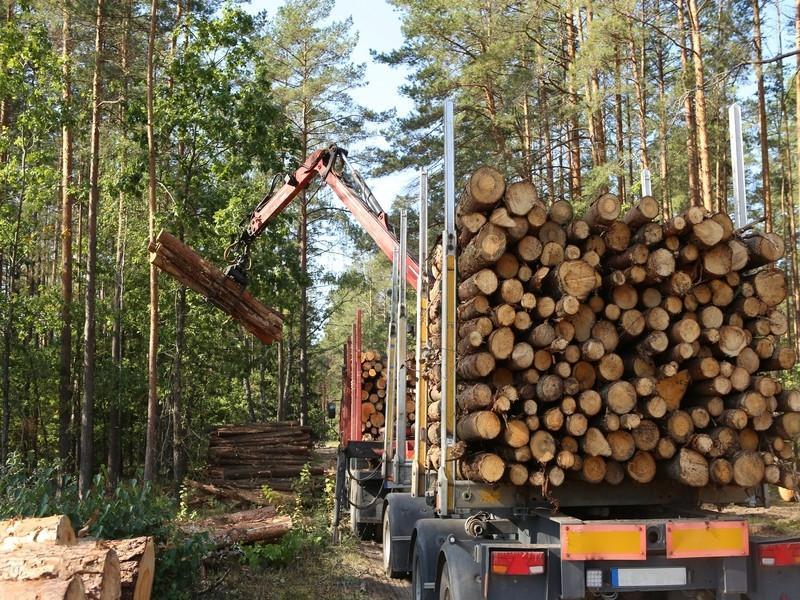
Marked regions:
[58,0,74,469]
[678,0,700,207]
[143,0,159,484]
[80,0,104,498]
[171,286,186,485]
[686,0,713,210]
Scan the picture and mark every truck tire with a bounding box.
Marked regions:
[382,511,402,578]
[438,563,453,600]
[412,547,433,600]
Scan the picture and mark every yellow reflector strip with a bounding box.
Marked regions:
[666,521,749,558]
[561,524,646,561]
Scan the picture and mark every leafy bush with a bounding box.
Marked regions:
[244,468,334,569]
[0,453,211,599]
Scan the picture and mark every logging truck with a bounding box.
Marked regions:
[369,101,800,600]
[150,114,800,598]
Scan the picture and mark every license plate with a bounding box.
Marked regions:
[611,567,687,588]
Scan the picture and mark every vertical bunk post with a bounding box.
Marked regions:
[412,169,429,496]
[437,98,457,515]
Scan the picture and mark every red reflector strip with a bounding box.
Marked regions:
[490,550,545,575]
[759,542,800,567]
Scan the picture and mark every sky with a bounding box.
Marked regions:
[246,0,417,211]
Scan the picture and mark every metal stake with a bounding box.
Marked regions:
[438,98,457,514]
[729,103,747,228]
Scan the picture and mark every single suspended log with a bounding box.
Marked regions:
[665,448,709,487]
[459,453,505,483]
[149,231,283,344]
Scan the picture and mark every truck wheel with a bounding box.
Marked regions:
[438,562,453,600]
[382,511,402,578]
[412,547,432,600]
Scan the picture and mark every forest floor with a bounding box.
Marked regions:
[199,444,410,600]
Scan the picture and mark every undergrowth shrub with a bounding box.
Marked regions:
[0,452,211,599]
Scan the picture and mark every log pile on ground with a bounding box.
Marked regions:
[360,350,387,440]
[178,507,292,548]
[423,166,800,493]
[0,515,154,600]
[207,422,320,491]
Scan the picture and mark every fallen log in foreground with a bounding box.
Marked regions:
[179,507,292,548]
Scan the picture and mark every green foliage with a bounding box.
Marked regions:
[244,468,334,569]
[0,454,211,599]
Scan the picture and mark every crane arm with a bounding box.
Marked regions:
[230,145,419,289]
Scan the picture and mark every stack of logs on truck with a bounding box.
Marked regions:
[424,166,800,492]
[360,350,416,441]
